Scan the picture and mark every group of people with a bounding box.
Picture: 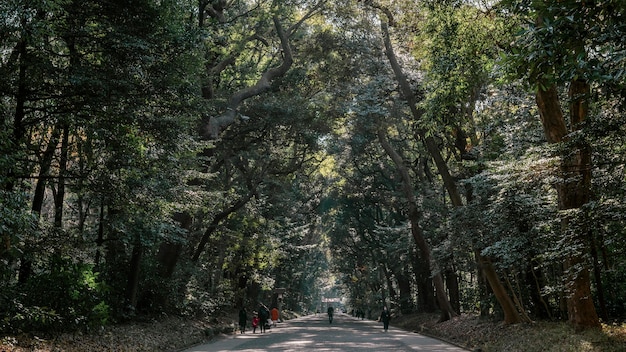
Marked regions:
[238,304,280,334]
[239,304,392,334]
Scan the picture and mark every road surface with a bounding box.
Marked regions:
[181,313,468,351]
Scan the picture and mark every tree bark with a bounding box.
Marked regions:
[54,125,69,228]
[205,17,294,139]
[377,129,458,321]
[191,190,256,262]
[377,17,524,323]
[534,80,600,330]
[125,241,143,311]
[157,212,192,277]
[445,268,460,314]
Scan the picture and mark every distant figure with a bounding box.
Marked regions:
[238,307,247,334]
[270,307,279,327]
[379,306,391,332]
[259,304,270,333]
[252,313,259,333]
[327,306,334,324]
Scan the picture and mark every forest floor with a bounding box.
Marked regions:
[1,312,625,352]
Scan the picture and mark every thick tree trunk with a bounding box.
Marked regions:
[535,81,600,330]
[445,268,460,314]
[412,247,436,312]
[396,271,413,314]
[477,255,522,324]
[157,212,192,277]
[125,242,143,311]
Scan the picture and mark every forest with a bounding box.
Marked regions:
[1,0,625,346]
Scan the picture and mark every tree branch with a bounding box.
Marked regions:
[207,16,293,139]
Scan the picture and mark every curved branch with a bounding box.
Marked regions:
[207,16,293,139]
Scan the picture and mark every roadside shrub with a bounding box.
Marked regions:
[0,256,109,334]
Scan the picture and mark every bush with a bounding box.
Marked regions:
[0,256,110,334]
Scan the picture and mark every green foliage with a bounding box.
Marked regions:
[1,257,109,334]
[503,0,626,91]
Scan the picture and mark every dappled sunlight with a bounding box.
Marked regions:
[184,314,468,351]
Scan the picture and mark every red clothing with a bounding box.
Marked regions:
[271,308,279,321]
[252,316,259,327]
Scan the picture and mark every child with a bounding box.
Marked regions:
[252,313,259,334]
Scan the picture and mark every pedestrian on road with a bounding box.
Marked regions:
[270,307,279,327]
[259,304,270,333]
[252,312,259,333]
[238,307,247,334]
[379,306,391,332]
[327,306,334,324]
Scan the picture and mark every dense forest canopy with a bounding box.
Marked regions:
[1,0,625,335]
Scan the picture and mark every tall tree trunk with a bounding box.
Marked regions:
[535,80,600,329]
[54,125,69,228]
[378,18,523,324]
[378,129,458,321]
[5,23,29,193]
[157,212,192,277]
[526,260,551,319]
[125,241,143,311]
[19,128,62,283]
[95,200,105,267]
[589,232,608,321]
[411,246,436,312]
[396,271,413,314]
[445,267,460,314]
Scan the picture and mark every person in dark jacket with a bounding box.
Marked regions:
[379,306,391,332]
[238,307,247,333]
[258,304,270,333]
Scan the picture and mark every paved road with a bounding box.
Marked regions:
[181,313,468,351]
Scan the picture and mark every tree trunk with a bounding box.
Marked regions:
[526,261,551,319]
[397,273,413,314]
[125,241,143,311]
[535,80,600,330]
[412,247,436,312]
[157,212,192,277]
[445,268,460,314]
[19,128,62,283]
[376,18,526,323]
[377,129,458,321]
[54,125,69,228]
[478,256,522,324]
[589,231,608,321]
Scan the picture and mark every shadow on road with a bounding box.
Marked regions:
[182,313,468,351]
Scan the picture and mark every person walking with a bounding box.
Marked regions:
[252,312,259,333]
[259,304,270,333]
[379,306,391,332]
[327,305,334,324]
[238,307,247,334]
[270,306,279,327]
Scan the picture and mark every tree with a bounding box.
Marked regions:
[503,0,626,329]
